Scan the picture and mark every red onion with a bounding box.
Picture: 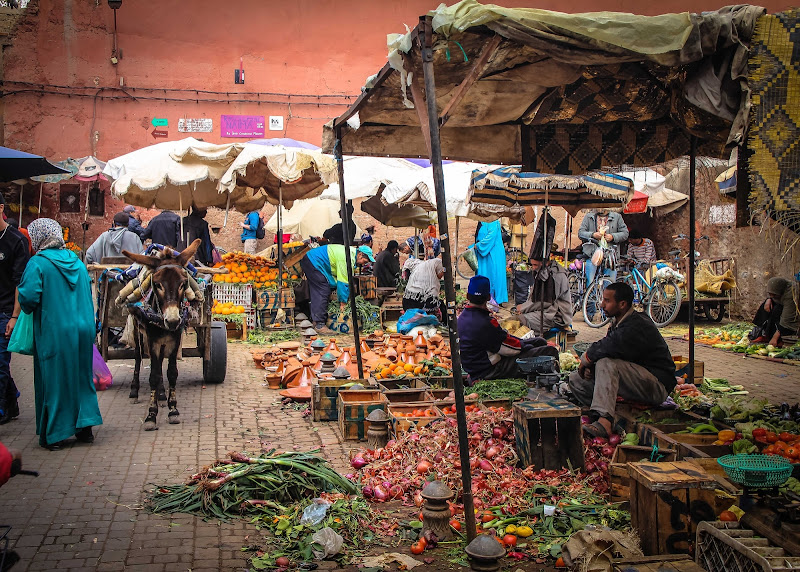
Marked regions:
[581,415,591,425]
[585,461,596,472]
[413,491,424,507]
[485,446,499,460]
[608,434,621,446]
[592,436,608,446]
[390,485,403,499]
[373,485,389,502]
[362,485,374,498]
[478,459,493,471]
[351,455,368,470]
[601,445,615,458]
[595,461,608,472]
[470,422,481,434]
[345,473,355,480]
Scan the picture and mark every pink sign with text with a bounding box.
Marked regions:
[220,115,265,138]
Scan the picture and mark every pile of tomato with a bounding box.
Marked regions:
[440,404,480,415]
[755,428,800,462]
[393,408,438,418]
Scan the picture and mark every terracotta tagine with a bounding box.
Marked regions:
[332,366,351,380]
[326,338,340,353]
[337,347,353,367]
[360,340,371,354]
[319,352,337,374]
[281,360,315,400]
[310,338,326,354]
[385,345,398,363]
[414,331,427,350]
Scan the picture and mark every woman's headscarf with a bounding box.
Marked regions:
[27,218,65,252]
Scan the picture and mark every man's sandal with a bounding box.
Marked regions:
[582,420,610,439]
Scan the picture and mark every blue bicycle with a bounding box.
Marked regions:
[617,256,682,328]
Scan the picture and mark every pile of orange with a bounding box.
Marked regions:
[374,361,428,380]
[212,301,246,315]
[212,252,299,289]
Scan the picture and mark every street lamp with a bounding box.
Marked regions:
[108,0,122,64]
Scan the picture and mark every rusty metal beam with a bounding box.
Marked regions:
[438,34,502,128]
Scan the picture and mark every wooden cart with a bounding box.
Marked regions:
[90,257,227,384]
[676,257,734,322]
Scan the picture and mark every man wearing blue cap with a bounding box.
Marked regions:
[457,275,559,382]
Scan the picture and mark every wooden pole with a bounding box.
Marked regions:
[688,139,697,382]
[333,126,364,378]
[419,15,476,542]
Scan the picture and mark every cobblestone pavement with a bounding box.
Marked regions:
[1,320,798,571]
[0,342,350,572]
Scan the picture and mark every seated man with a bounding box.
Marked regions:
[458,275,559,382]
[750,277,799,346]
[516,253,572,332]
[626,229,657,267]
[568,282,676,438]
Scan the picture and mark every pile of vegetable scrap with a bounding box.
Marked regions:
[691,323,752,347]
[710,396,770,423]
[147,450,357,520]
[245,495,387,570]
[470,379,528,401]
[671,383,713,411]
[349,410,521,509]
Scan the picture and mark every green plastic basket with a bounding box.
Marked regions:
[717,454,793,488]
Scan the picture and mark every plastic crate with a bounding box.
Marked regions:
[213,283,253,308]
[696,521,800,571]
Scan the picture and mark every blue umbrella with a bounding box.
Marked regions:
[0,146,69,182]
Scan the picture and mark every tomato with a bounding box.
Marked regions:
[450,519,462,531]
[766,432,779,443]
[419,512,424,521]
[481,511,495,523]
[502,534,518,547]
[719,510,738,522]
[779,432,797,443]
[764,445,776,455]
[410,541,425,555]
[785,446,798,460]
[555,557,566,568]
[418,536,427,549]
[775,442,788,454]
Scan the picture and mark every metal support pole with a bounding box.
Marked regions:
[419,16,476,542]
[333,127,364,378]
[688,137,697,382]
[277,184,283,332]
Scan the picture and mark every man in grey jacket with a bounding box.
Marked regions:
[85,212,144,264]
[516,254,573,333]
[578,209,628,319]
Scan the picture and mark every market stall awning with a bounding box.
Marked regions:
[265,197,363,238]
[322,0,765,172]
[0,146,70,183]
[468,168,634,216]
[618,168,688,216]
[319,156,425,201]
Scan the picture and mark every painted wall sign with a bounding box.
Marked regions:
[178,118,213,133]
[220,114,265,138]
[151,129,169,139]
[269,116,284,131]
[151,118,169,127]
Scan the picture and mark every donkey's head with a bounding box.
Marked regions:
[123,239,201,330]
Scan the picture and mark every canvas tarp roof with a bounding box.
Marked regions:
[618,168,690,216]
[265,197,363,238]
[323,0,765,173]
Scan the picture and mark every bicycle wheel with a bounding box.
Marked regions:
[568,271,582,315]
[582,277,612,328]
[456,251,477,280]
[647,280,682,328]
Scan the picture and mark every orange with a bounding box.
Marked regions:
[404,363,414,372]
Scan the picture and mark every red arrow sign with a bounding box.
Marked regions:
[151,129,168,139]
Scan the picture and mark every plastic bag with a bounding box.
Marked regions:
[300,499,330,526]
[92,345,113,391]
[397,308,439,334]
[7,311,34,355]
[311,527,343,560]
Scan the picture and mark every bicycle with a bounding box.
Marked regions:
[567,256,587,316]
[581,240,617,328]
[616,256,682,327]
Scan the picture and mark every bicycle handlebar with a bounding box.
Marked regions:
[672,234,711,243]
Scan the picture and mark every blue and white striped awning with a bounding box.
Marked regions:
[468,167,634,217]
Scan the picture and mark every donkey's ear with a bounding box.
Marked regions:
[176,239,202,267]
[123,251,160,268]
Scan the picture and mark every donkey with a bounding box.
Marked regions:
[122,239,201,431]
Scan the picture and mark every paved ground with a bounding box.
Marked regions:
[1,319,798,571]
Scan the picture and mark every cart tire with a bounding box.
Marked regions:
[203,321,227,384]
[704,302,725,322]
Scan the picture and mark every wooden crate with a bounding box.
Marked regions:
[311,379,370,422]
[628,461,718,556]
[429,389,455,402]
[389,404,442,433]
[672,355,704,381]
[609,445,678,504]
[255,288,296,310]
[423,376,455,389]
[337,390,388,441]
[356,275,378,300]
[376,378,430,391]
[513,397,584,471]
[437,400,479,416]
[612,554,705,572]
[479,398,514,412]
[382,389,433,405]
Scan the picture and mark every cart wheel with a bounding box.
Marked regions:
[704,302,725,322]
[203,321,227,384]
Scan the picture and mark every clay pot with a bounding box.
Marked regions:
[360,340,371,354]
[385,346,398,363]
[414,331,427,350]
[326,338,340,353]
[265,373,282,389]
[337,348,353,367]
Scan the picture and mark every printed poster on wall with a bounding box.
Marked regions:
[178,118,213,133]
[220,115,265,138]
